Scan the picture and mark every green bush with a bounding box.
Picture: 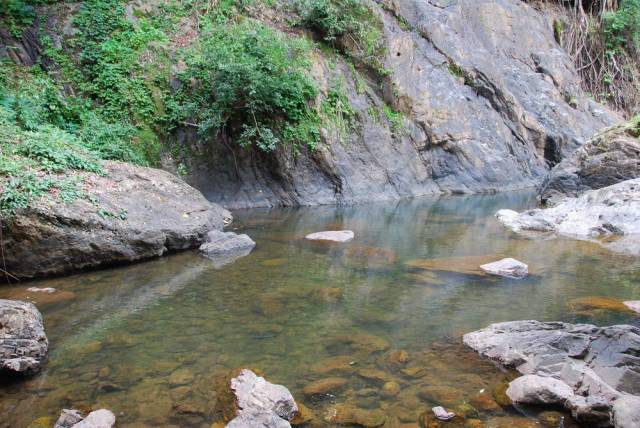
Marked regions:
[294,0,386,76]
[602,0,640,56]
[171,19,320,152]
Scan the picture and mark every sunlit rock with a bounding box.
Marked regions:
[479,258,528,279]
[0,299,48,376]
[305,230,354,243]
[506,374,574,405]
[623,301,640,314]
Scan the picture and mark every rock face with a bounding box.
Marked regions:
[183,0,616,209]
[463,320,640,427]
[220,369,298,427]
[497,179,640,255]
[480,258,529,279]
[199,230,256,268]
[305,230,354,243]
[1,161,231,279]
[0,299,48,376]
[540,120,640,205]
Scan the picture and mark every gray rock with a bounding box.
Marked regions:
[0,299,48,375]
[432,406,455,421]
[227,411,292,428]
[1,161,231,279]
[613,395,640,428]
[506,374,574,405]
[623,301,640,314]
[199,230,256,268]
[305,230,354,243]
[226,369,298,427]
[480,258,528,279]
[464,320,640,426]
[496,179,640,255]
[54,409,84,428]
[540,121,640,205]
[182,0,617,209]
[72,409,115,428]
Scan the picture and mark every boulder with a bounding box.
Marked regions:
[496,179,640,255]
[54,409,84,428]
[218,369,298,427]
[305,230,354,243]
[464,321,640,426]
[506,374,574,405]
[199,230,256,268]
[0,299,48,375]
[613,395,640,428]
[1,161,231,279]
[480,258,529,279]
[540,120,640,205]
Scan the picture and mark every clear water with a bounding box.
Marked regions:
[1,192,639,427]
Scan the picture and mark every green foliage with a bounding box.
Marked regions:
[1,0,36,37]
[294,0,387,77]
[0,62,150,218]
[383,105,405,136]
[171,19,320,152]
[602,0,640,56]
[321,79,357,134]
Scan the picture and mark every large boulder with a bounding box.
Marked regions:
[540,120,640,205]
[1,161,231,279]
[463,320,640,427]
[496,178,640,255]
[217,369,298,427]
[0,299,48,376]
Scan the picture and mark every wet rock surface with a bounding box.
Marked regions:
[464,320,640,426]
[0,299,48,376]
[305,230,354,243]
[540,121,640,205]
[497,178,640,255]
[1,161,231,279]
[199,230,256,268]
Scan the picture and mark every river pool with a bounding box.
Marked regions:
[1,192,639,427]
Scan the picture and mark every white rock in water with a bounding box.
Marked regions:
[305,230,354,243]
[506,375,574,405]
[432,406,455,421]
[480,258,528,279]
[72,409,116,428]
[624,301,640,314]
[27,287,57,294]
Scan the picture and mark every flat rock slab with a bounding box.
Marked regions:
[464,320,640,427]
[624,301,640,314]
[480,258,528,279]
[305,231,354,243]
[0,299,48,376]
[54,409,115,428]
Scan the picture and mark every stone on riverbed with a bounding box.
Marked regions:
[54,409,115,428]
[199,230,256,268]
[305,230,354,243]
[480,258,528,279]
[217,369,298,427]
[496,179,640,256]
[464,320,640,427]
[0,299,48,376]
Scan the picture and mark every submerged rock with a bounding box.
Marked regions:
[479,258,529,279]
[464,320,640,426]
[567,296,635,316]
[217,369,298,427]
[1,161,231,279]
[497,179,640,255]
[0,299,48,376]
[303,377,349,398]
[324,404,386,427]
[305,230,354,243]
[199,230,256,268]
[405,255,499,276]
[540,120,640,205]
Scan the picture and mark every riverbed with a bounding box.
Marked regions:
[1,192,639,427]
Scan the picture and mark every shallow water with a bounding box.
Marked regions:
[2,192,640,427]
